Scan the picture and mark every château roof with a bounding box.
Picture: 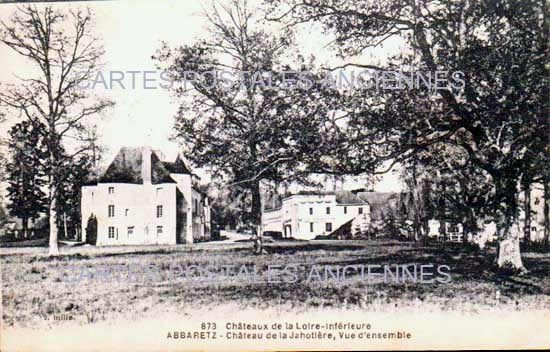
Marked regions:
[161,154,192,174]
[99,147,191,184]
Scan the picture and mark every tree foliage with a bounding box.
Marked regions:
[268,0,549,269]
[154,0,342,227]
[6,120,48,237]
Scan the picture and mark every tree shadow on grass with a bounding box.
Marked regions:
[263,241,417,254]
[312,245,547,296]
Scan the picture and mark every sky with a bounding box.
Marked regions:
[0,0,404,193]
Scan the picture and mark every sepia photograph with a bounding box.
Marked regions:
[0,0,548,350]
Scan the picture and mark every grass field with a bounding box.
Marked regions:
[1,240,549,329]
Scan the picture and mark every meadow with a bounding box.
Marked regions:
[1,240,549,329]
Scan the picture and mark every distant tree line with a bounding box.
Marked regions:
[5,119,99,240]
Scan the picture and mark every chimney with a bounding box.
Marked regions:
[141,147,152,184]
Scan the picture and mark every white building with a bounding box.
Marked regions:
[81,146,210,246]
[262,191,371,240]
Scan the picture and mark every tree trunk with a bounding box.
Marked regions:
[494,178,525,271]
[523,180,531,245]
[410,162,422,241]
[250,180,265,254]
[544,177,549,248]
[421,180,430,244]
[48,181,59,256]
[63,211,68,240]
[496,228,524,271]
[439,180,447,240]
[251,180,262,228]
[463,208,475,244]
[22,217,28,239]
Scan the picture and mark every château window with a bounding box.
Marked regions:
[326,207,330,215]
[108,205,115,217]
[309,207,313,215]
[325,223,332,232]
[125,209,129,216]
[127,226,134,235]
[108,226,115,239]
[344,206,347,214]
[157,226,163,235]
[156,187,162,196]
[156,205,163,218]
[108,187,115,194]
[310,222,314,232]
[358,207,363,214]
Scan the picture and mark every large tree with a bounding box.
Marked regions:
[154,0,341,233]
[0,5,114,254]
[268,0,549,270]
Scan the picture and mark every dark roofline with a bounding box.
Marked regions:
[99,147,192,184]
[263,207,282,213]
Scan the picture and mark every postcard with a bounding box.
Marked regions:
[0,0,548,350]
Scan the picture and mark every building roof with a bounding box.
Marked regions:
[357,191,410,221]
[321,217,354,239]
[356,192,396,206]
[99,147,191,184]
[162,154,192,174]
[263,189,367,211]
[334,190,367,205]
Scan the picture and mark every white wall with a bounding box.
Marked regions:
[170,173,210,242]
[82,183,177,245]
[262,209,283,233]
